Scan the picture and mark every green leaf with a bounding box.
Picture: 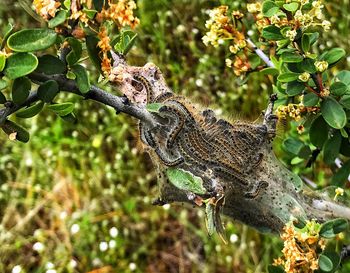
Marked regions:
[323,131,342,165]
[281,52,303,63]
[1,23,14,49]
[0,53,6,71]
[309,32,319,44]
[1,119,29,142]
[113,30,138,55]
[335,70,350,85]
[47,102,74,116]
[267,265,285,273]
[277,72,300,82]
[86,35,102,74]
[296,58,316,73]
[12,77,31,105]
[0,79,7,91]
[146,103,164,113]
[286,81,305,96]
[301,33,310,52]
[36,55,66,75]
[283,138,311,159]
[309,115,328,148]
[48,10,68,28]
[0,91,6,104]
[7,28,57,52]
[37,80,59,102]
[93,0,104,11]
[339,95,350,109]
[340,136,350,156]
[322,48,346,65]
[166,168,206,195]
[262,25,284,40]
[331,159,350,186]
[321,97,347,129]
[303,92,319,106]
[320,218,348,239]
[83,8,97,19]
[205,203,215,236]
[4,52,38,79]
[262,1,280,17]
[71,64,90,93]
[283,2,299,12]
[16,101,44,118]
[276,39,290,50]
[318,254,334,272]
[330,82,348,96]
[60,112,77,123]
[66,37,82,66]
[260,67,279,76]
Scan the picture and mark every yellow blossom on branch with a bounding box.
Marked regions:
[33,0,61,20]
[276,103,318,121]
[97,26,113,76]
[101,0,140,29]
[274,221,326,273]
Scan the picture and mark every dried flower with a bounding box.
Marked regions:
[320,88,330,97]
[33,0,61,20]
[101,0,140,29]
[274,221,326,273]
[97,26,112,76]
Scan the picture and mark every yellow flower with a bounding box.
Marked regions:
[247,3,262,13]
[101,0,139,29]
[334,187,345,200]
[320,88,330,97]
[299,72,310,82]
[286,29,297,41]
[275,221,324,273]
[322,20,331,31]
[314,60,328,72]
[33,0,61,20]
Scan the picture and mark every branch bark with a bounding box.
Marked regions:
[0,72,158,128]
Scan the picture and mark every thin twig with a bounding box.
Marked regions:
[0,72,158,128]
[246,38,275,68]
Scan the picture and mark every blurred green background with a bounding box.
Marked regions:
[0,0,349,272]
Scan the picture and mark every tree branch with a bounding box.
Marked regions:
[0,72,158,128]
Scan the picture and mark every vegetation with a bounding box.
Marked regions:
[0,0,349,272]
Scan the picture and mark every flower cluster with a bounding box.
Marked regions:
[203,6,250,76]
[274,221,326,273]
[33,0,61,20]
[248,0,331,35]
[32,0,140,78]
[276,103,318,121]
[101,0,139,29]
[97,27,113,76]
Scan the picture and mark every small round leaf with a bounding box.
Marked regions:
[7,28,57,52]
[321,97,347,129]
[16,101,44,118]
[37,80,59,102]
[71,64,90,93]
[4,53,38,79]
[12,77,31,105]
[47,102,74,116]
